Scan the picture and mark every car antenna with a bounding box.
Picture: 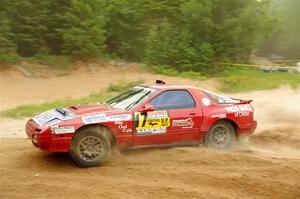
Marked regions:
[156,80,166,85]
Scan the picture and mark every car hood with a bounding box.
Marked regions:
[66,104,115,116]
[33,104,126,127]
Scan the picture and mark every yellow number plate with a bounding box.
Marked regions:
[134,111,170,130]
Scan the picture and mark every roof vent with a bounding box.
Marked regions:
[156,80,166,85]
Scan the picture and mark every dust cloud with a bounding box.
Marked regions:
[230,85,300,158]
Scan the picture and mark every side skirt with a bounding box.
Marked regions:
[126,140,203,150]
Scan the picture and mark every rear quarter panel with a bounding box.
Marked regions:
[192,89,255,135]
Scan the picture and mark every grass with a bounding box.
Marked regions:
[147,65,299,93]
[1,80,144,118]
[0,93,112,118]
[148,65,207,80]
[218,67,300,93]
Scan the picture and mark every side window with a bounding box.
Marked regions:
[149,90,195,110]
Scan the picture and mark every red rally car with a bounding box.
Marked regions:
[26,81,257,167]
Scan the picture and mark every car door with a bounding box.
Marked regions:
[133,89,203,146]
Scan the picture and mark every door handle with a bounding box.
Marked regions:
[189,112,196,116]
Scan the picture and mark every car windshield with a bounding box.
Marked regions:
[201,89,240,104]
[106,86,157,110]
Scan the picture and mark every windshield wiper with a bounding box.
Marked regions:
[125,90,152,110]
[107,89,143,106]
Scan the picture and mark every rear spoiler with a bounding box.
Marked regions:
[156,80,166,85]
[232,98,253,104]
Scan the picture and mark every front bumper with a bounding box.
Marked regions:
[26,119,55,151]
[26,119,72,152]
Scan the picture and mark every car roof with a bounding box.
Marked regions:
[144,84,200,90]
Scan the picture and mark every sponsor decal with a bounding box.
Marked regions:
[118,124,133,133]
[134,111,170,130]
[234,111,249,117]
[211,113,226,119]
[82,113,131,124]
[108,114,132,121]
[115,121,123,125]
[147,111,168,119]
[51,126,75,134]
[134,111,170,135]
[225,104,252,113]
[172,118,194,128]
[82,114,107,124]
[137,127,167,135]
[202,97,211,107]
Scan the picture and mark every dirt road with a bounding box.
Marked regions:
[0,66,299,199]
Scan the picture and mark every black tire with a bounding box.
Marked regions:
[204,121,236,149]
[70,126,111,167]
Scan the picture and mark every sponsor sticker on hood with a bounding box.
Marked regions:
[33,108,74,126]
[82,113,132,124]
[82,114,107,124]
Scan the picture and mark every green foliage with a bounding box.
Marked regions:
[144,0,273,75]
[148,65,207,80]
[219,67,300,93]
[1,0,276,71]
[105,0,146,60]
[3,0,51,57]
[58,0,106,58]
[144,19,177,67]
[258,0,300,59]
[144,20,214,74]
[2,0,106,59]
[0,11,20,63]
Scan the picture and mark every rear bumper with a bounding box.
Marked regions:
[237,121,257,136]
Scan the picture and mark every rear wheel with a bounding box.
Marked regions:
[70,127,111,167]
[204,121,236,149]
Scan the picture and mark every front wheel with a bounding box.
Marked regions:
[70,127,111,167]
[204,121,236,149]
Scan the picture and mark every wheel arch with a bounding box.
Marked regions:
[208,119,238,136]
[74,124,116,147]
[203,118,238,149]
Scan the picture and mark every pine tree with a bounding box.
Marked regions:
[5,0,50,56]
[0,11,19,63]
[58,0,106,58]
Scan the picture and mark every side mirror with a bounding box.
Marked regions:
[141,105,154,113]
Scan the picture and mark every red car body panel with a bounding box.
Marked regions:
[25,85,257,152]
